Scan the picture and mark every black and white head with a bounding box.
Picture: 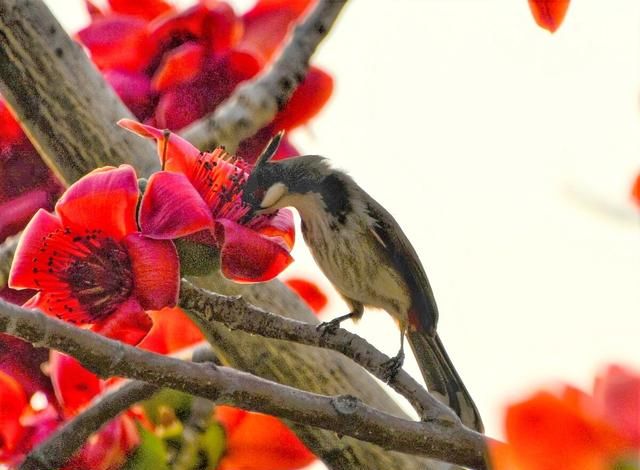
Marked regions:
[242,132,339,216]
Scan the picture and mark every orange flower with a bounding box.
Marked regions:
[215,406,315,470]
[284,278,328,315]
[631,173,640,208]
[527,0,571,33]
[491,365,640,470]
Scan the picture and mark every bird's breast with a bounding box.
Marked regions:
[301,215,411,318]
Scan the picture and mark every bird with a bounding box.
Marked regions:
[241,133,484,432]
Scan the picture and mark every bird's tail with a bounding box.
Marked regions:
[407,330,484,432]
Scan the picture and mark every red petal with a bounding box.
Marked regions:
[631,173,640,207]
[215,219,293,282]
[236,130,299,163]
[92,297,153,345]
[0,370,27,453]
[528,0,571,33]
[272,67,333,131]
[50,351,103,417]
[118,120,200,174]
[241,0,314,62]
[138,307,204,354]
[139,171,214,239]
[122,233,179,310]
[152,43,206,92]
[284,278,327,314]
[0,100,23,145]
[55,165,139,240]
[251,208,295,250]
[594,365,640,446]
[108,0,174,20]
[8,209,63,290]
[77,16,151,72]
[215,405,315,470]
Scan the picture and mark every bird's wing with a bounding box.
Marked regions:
[364,196,439,333]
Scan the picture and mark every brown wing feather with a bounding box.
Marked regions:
[364,196,439,334]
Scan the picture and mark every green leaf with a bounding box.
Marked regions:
[124,426,169,470]
[200,423,226,468]
[143,388,193,424]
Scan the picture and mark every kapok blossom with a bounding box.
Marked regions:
[8,165,180,344]
[491,365,640,470]
[527,0,571,33]
[118,119,295,282]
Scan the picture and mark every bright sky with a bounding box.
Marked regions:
[46,0,640,447]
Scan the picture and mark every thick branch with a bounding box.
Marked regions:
[0,0,159,184]
[181,0,348,152]
[179,279,459,424]
[0,299,488,469]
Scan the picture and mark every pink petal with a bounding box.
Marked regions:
[139,171,213,239]
[118,119,200,174]
[0,189,51,241]
[92,297,152,345]
[8,209,63,290]
[103,70,155,120]
[241,0,314,63]
[215,219,293,282]
[77,16,151,72]
[151,43,206,92]
[55,165,139,240]
[121,233,179,310]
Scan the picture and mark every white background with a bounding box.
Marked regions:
[47,0,640,448]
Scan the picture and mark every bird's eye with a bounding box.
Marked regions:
[252,187,266,204]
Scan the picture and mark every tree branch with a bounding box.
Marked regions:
[0,298,488,469]
[181,0,348,152]
[179,279,459,425]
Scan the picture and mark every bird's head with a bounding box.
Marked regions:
[242,132,332,215]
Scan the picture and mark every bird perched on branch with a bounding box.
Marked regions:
[242,133,484,432]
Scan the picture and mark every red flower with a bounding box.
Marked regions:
[284,278,328,314]
[528,0,571,33]
[119,119,294,282]
[215,406,315,470]
[77,0,332,162]
[491,365,640,470]
[0,370,27,457]
[8,165,180,344]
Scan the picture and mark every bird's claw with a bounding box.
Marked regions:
[316,318,341,335]
[381,351,405,382]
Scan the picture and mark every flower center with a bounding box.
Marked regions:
[32,229,134,322]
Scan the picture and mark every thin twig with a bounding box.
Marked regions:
[0,298,488,469]
[181,0,349,152]
[179,279,458,424]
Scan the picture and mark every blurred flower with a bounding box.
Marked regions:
[78,0,333,162]
[8,165,180,344]
[50,351,141,470]
[631,173,640,208]
[0,100,63,243]
[284,277,328,314]
[214,405,315,470]
[138,307,205,354]
[119,120,295,282]
[491,364,640,470]
[527,0,571,33]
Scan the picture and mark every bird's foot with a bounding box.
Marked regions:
[316,317,342,336]
[381,350,405,382]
